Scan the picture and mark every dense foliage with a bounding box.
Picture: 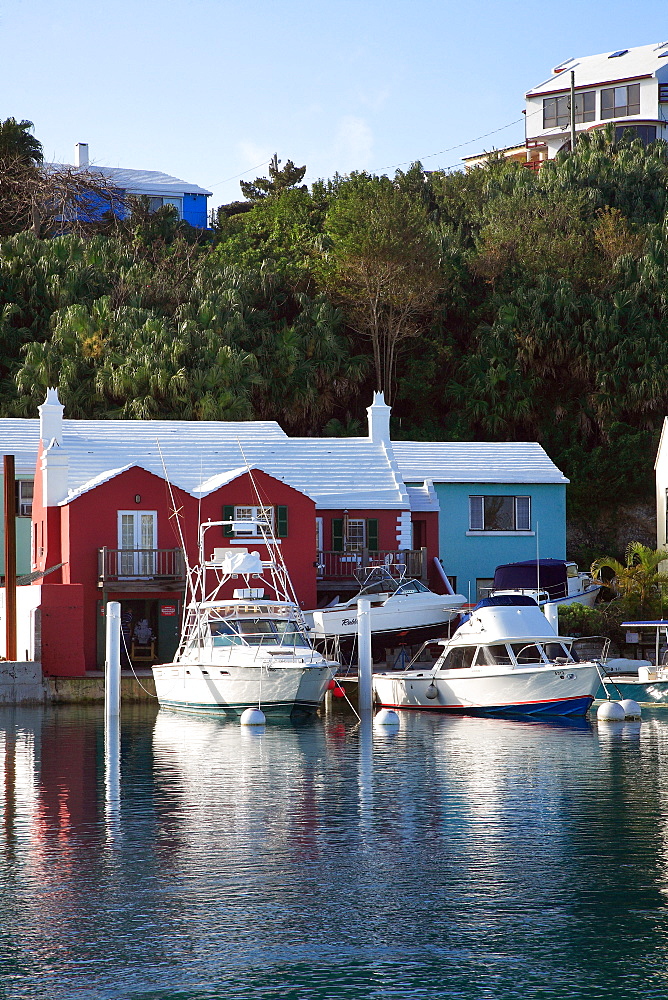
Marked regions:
[2,124,668,524]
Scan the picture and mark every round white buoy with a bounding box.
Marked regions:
[425,682,438,700]
[619,699,642,720]
[597,700,626,722]
[240,707,266,726]
[374,708,400,728]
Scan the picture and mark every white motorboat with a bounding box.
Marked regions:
[304,566,467,660]
[153,523,333,719]
[373,595,601,717]
[491,559,601,608]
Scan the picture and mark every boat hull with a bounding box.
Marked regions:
[153,661,331,718]
[307,598,465,641]
[373,663,600,718]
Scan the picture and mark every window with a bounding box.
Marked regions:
[147,196,183,218]
[15,480,33,517]
[474,644,513,666]
[118,511,157,576]
[614,124,656,145]
[469,496,531,532]
[347,519,366,551]
[442,646,476,670]
[510,642,544,665]
[331,518,379,552]
[223,505,288,538]
[601,83,640,119]
[543,91,595,128]
[234,505,274,536]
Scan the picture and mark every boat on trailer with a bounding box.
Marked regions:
[373,595,602,717]
[152,523,333,719]
[304,566,466,661]
[491,559,601,609]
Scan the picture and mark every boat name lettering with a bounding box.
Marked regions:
[342,618,358,627]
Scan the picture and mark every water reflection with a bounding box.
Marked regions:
[1,705,668,996]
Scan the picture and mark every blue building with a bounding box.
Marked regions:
[392,441,568,602]
[52,143,212,229]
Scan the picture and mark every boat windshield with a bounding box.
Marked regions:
[358,576,400,596]
[440,640,577,669]
[395,580,430,595]
[209,618,311,648]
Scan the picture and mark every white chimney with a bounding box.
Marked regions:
[38,387,64,446]
[367,391,391,445]
[40,443,69,507]
[75,142,89,167]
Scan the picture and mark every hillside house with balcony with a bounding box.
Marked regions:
[464,41,668,171]
[525,42,668,163]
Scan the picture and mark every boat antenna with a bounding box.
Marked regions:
[156,438,192,580]
[236,440,304,618]
[535,520,540,601]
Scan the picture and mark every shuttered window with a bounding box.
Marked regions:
[469,496,484,531]
[331,517,378,550]
[515,496,531,531]
[276,505,288,538]
[469,496,531,531]
[223,505,235,537]
[332,519,344,551]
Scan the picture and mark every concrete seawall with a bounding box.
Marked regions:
[0,663,157,704]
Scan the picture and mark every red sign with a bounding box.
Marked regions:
[161,605,177,616]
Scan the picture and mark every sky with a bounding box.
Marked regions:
[1,0,668,214]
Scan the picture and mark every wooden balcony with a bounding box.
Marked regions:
[98,548,186,591]
[316,548,427,591]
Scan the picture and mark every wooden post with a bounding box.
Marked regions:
[3,455,17,662]
[420,547,428,581]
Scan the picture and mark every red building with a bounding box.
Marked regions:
[12,389,438,675]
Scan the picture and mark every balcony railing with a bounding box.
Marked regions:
[99,547,186,586]
[316,548,426,583]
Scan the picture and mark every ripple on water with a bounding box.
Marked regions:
[0,705,667,998]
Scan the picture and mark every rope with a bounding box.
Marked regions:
[120,626,160,699]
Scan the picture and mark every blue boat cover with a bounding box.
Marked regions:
[493,559,568,599]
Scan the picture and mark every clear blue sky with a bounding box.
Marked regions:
[1,0,667,213]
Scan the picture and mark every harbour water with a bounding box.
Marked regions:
[2,705,668,999]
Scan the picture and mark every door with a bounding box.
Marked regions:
[118,511,157,577]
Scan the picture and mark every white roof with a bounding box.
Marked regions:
[526,41,668,97]
[405,481,440,512]
[49,163,212,197]
[393,441,568,484]
[0,419,43,475]
[0,417,410,510]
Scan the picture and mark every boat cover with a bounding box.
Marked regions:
[475,595,539,609]
[493,559,568,599]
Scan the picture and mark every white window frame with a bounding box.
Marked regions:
[117,510,157,576]
[468,495,532,533]
[346,518,366,552]
[233,505,274,537]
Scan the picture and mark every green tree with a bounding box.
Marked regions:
[0,118,43,164]
[239,154,307,202]
[591,543,668,618]
[319,174,442,400]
